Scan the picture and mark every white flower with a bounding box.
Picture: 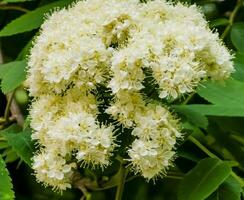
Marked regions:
[27,0,233,190]
[33,150,76,190]
[106,91,146,127]
[128,139,175,179]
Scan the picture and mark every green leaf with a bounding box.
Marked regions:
[176,79,244,117]
[233,52,244,82]
[173,106,208,128]
[207,176,241,200]
[231,22,244,52]
[0,0,74,37]
[0,124,22,134]
[0,156,14,200]
[178,158,231,200]
[209,18,229,28]
[4,150,19,164]
[0,60,26,94]
[1,125,34,166]
[4,130,34,166]
[176,105,244,117]
[197,79,244,106]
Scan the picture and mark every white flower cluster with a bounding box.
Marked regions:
[32,150,76,190]
[107,91,180,179]
[106,91,181,179]
[30,89,115,189]
[27,0,233,190]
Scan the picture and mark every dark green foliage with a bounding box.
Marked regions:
[1,124,34,166]
[0,60,26,93]
[178,158,231,200]
[0,156,14,200]
[207,176,242,200]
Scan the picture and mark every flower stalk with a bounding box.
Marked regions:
[221,0,243,39]
[115,163,128,200]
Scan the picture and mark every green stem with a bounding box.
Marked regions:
[221,0,243,39]
[0,5,29,13]
[230,135,244,146]
[165,175,183,180]
[188,135,244,186]
[90,171,184,191]
[89,175,137,191]
[4,92,15,125]
[188,136,217,158]
[115,164,128,200]
[182,93,195,105]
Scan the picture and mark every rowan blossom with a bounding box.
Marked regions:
[26,0,233,190]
